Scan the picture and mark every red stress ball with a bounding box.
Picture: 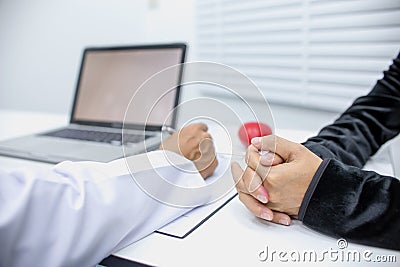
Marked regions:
[238,122,272,146]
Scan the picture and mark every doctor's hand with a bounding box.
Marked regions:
[232,135,322,223]
[160,123,218,179]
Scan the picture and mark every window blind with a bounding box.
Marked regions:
[195,0,400,111]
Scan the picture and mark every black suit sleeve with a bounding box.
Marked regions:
[298,52,400,250]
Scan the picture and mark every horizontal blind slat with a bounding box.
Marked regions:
[309,57,394,72]
[196,0,400,112]
[310,10,400,29]
[309,27,400,43]
[310,0,400,15]
[219,0,302,14]
[309,43,400,57]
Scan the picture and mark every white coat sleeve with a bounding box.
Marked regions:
[0,151,207,267]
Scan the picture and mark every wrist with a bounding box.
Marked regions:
[298,159,331,220]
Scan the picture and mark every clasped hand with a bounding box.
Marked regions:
[231,135,322,225]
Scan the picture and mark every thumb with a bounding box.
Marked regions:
[251,135,297,161]
[231,161,244,185]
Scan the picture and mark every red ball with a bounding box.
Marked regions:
[238,122,272,146]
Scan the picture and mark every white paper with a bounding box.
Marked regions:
[156,154,237,238]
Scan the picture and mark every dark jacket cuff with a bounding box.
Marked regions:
[297,158,400,250]
[298,159,331,221]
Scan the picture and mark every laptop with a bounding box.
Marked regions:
[0,43,186,163]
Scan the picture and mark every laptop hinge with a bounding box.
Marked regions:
[68,124,153,135]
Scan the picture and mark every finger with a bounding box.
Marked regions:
[194,123,208,132]
[202,132,212,139]
[270,211,291,226]
[246,145,283,168]
[251,135,297,161]
[245,146,271,179]
[195,138,218,178]
[231,161,245,189]
[233,161,267,200]
[231,161,247,193]
[259,152,284,166]
[242,167,269,203]
[262,163,299,216]
[198,156,218,179]
[245,144,259,165]
[238,192,291,225]
[238,192,273,221]
[232,162,266,199]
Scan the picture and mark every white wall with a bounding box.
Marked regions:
[0,0,339,132]
[0,0,195,114]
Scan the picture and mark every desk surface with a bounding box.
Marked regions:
[0,109,398,267]
[114,131,397,267]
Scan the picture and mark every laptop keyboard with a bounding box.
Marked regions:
[42,128,151,145]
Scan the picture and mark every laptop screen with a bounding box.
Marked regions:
[71,44,185,128]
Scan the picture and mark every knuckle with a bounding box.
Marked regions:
[238,192,246,202]
[294,143,305,154]
[245,152,250,165]
[267,192,278,204]
[187,124,198,132]
[267,170,278,182]
[265,186,282,205]
[202,132,212,139]
[195,123,207,131]
[246,155,257,170]
[244,167,255,180]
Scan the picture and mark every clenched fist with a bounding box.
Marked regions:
[160,123,218,179]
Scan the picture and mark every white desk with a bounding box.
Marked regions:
[0,109,398,266]
[0,110,68,171]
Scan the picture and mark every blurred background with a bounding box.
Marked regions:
[1,0,400,131]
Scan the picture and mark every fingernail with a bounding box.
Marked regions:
[279,218,290,226]
[259,186,269,202]
[251,137,261,145]
[257,194,268,204]
[261,211,272,221]
[260,153,274,162]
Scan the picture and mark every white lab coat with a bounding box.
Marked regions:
[0,150,207,267]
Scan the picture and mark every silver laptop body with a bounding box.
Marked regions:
[0,43,186,163]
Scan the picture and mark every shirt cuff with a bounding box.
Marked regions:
[298,158,331,220]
